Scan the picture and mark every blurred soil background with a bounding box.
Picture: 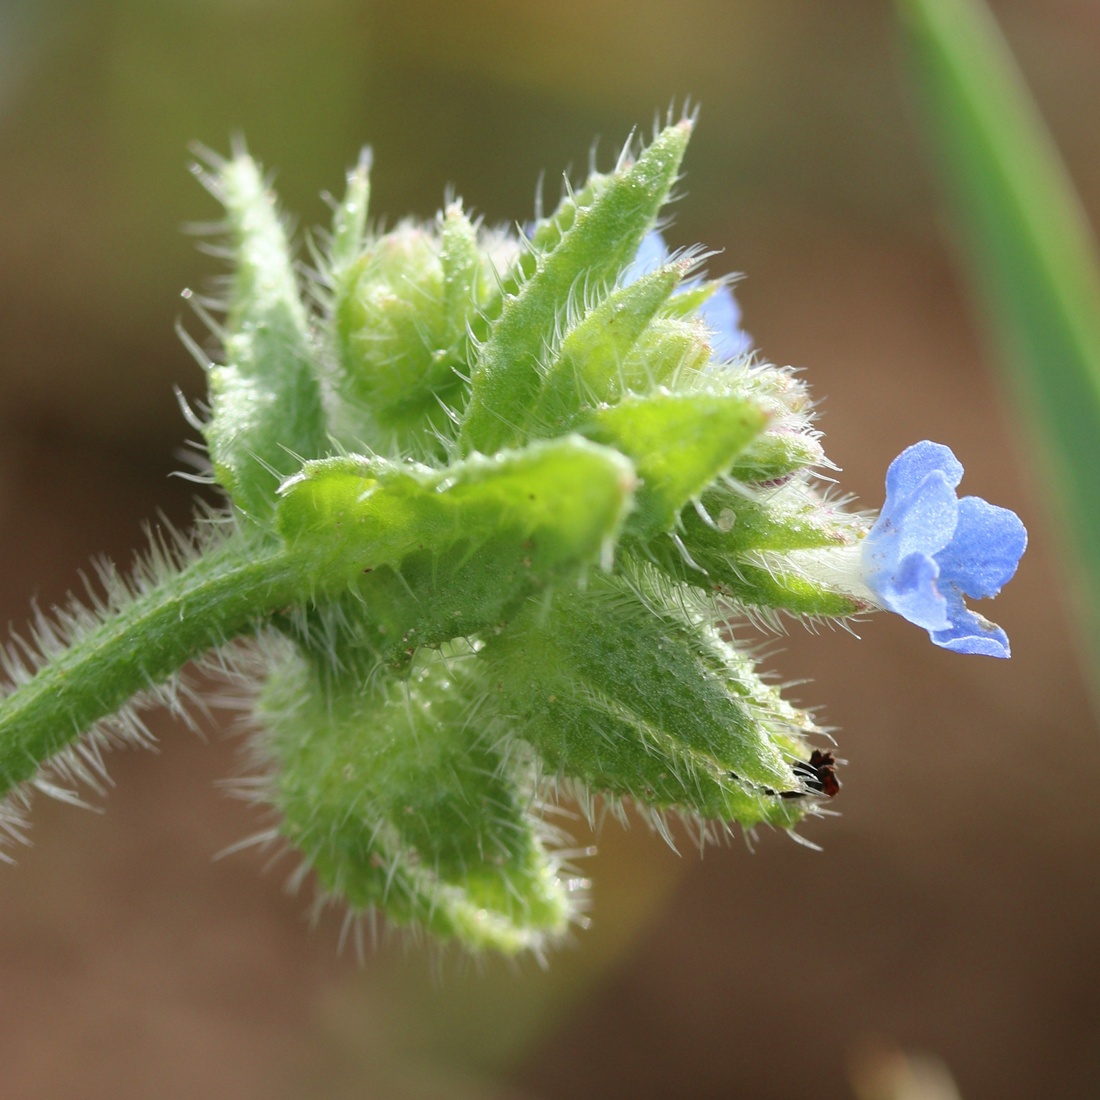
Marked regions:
[0,0,1098,1096]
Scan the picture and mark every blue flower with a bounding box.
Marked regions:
[861,441,1027,657]
[624,231,752,361]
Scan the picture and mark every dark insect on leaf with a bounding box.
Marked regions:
[788,750,840,798]
[731,748,840,801]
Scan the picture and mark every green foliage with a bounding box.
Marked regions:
[579,389,766,539]
[481,570,809,829]
[459,122,692,454]
[201,154,328,522]
[534,265,686,431]
[0,120,870,954]
[262,646,570,954]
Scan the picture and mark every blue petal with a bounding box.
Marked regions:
[934,495,1027,600]
[864,440,1024,656]
[885,441,963,504]
[700,283,752,360]
[865,469,959,574]
[622,230,668,284]
[875,551,950,631]
[930,589,1011,658]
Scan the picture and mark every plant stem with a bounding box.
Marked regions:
[0,536,301,795]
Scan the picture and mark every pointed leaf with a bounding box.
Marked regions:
[535,264,686,432]
[459,122,694,454]
[276,436,636,598]
[203,155,328,521]
[483,572,804,813]
[580,389,766,538]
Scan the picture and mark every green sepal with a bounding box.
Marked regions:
[534,264,686,433]
[276,436,636,601]
[659,279,728,322]
[497,169,615,305]
[727,429,826,483]
[459,121,693,454]
[578,389,767,538]
[620,317,712,391]
[720,367,824,481]
[203,155,328,522]
[650,534,862,618]
[642,461,863,618]
[719,562,862,617]
[261,648,571,953]
[527,171,611,257]
[462,172,616,352]
[681,482,855,555]
[481,571,809,827]
[329,149,371,272]
[440,202,482,334]
[647,477,863,616]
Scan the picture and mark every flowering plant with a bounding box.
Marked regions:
[0,118,1024,954]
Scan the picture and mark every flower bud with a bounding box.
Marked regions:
[330,220,464,456]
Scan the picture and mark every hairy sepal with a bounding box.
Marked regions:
[260,648,571,953]
[459,121,693,454]
[203,155,328,522]
[275,437,637,627]
[328,148,371,272]
[578,389,767,539]
[534,265,686,432]
[481,571,808,827]
[721,367,825,482]
[648,480,863,618]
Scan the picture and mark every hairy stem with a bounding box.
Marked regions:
[0,535,302,795]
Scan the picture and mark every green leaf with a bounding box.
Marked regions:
[535,264,686,431]
[579,389,767,538]
[329,148,371,272]
[263,649,571,953]
[482,570,810,824]
[459,169,617,354]
[458,121,694,454]
[203,154,328,522]
[727,428,825,483]
[440,201,482,333]
[898,0,1100,682]
[699,560,862,619]
[678,481,854,556]
[276,436,636,598]
[645,475,863,617]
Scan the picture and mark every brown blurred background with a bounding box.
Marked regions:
[1,0,1098,1096]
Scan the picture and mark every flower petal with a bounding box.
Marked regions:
[934,495,1027,600]
[866,469,959,574]
[700,283,751,360]
[876,551,951,631]
[885,441,963,505]
[864,441,1024,656]
[930,589,1011,657]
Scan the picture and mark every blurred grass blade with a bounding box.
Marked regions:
[897,0,1100,685]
